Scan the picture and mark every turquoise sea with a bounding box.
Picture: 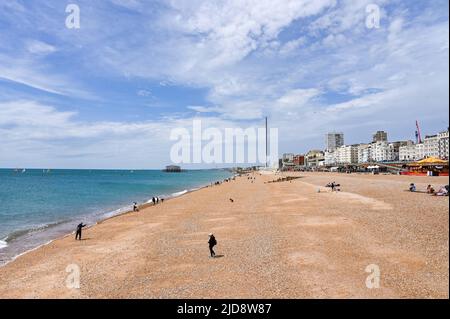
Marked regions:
[0,169,232,264]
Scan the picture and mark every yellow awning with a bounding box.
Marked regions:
[409,157,448,166]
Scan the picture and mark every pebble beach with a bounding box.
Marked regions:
[0,172,448,298]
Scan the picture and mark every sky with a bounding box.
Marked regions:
[0,0,448,169]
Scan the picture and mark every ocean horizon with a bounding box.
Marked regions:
[0,168,233,265]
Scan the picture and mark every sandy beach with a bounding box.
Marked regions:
[0,172,448,299]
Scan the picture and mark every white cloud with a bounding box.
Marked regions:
[279,37,306,55]
[26,40,56,55]
[0,0,448,166]
[137,89,152,97]
[0,99,269,168]
[276,88,321,109]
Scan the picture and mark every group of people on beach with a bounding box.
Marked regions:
[75,196,166,240]
[151,196,163,205]
[326,181,341,192]
[74,195,220,258]
[409,183,449,196]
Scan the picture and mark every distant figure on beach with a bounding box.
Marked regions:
[427,185,435,194]
[331,182,335,192]
[133,202,139,212]
[409,183,416,192]
[152,197,156,205]
[434,185,449,196]
[161,198,164,203]
[75,223,86,240]
[229,198,234,202]
[208,233,217,258]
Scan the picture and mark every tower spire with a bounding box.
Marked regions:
[265,116,268,168]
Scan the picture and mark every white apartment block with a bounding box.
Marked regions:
[335,145,358,164]
[415,143,425,160]
[324,151,337,165]
[325,132,344,152]
[399,144,417,161]
[372,141,398,162]
[424,135,440,158]
[357,144,373,163]
[282,153,294,163]
[438,130,449,159]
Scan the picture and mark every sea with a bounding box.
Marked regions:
[0,168,233,265]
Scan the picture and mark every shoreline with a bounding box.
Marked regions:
[0,173,234,267]
[0,172,447,298]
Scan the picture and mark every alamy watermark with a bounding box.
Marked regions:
[365,264,380,289]
[169,120,279,166]
[65,263,81,289]
[366,4,381,29]
[65,4,80,29]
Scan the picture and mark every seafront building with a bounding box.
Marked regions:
[281,128,448,169]
[305,150,325,168]
[415,143,425,160]
[372,141,407,162]
[282,153,294,163]
[399,143,418,161]
[293,155,305,166]
[279,153,305,170]
[424,134,440,158]
[324,150,337,166]
[325,132,344,152]
[334,145,358,164]
[372,131,388,143]
[357,143,373,163]
[438,130,449,159]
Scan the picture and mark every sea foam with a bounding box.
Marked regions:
[0,240,7,250]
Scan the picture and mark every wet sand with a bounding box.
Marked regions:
[0,172,448,298]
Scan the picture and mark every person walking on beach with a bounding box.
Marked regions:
[75,223,86,240]
[208,233,217,258]
[152,197,156,205]
[133,202,139,212]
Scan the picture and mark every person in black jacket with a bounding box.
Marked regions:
[208,233,217,258]
[75,223,86,240]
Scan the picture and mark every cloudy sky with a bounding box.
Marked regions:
[0,0,448,169]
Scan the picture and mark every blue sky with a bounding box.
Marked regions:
[0,0,448,169]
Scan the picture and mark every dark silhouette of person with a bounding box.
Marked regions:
[208,233,217,258]
[133,202,139,212]
[152,197,156,205]
[229,198,234,202]
[75,223,86,240]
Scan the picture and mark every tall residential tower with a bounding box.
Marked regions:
[325,132,344,152]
